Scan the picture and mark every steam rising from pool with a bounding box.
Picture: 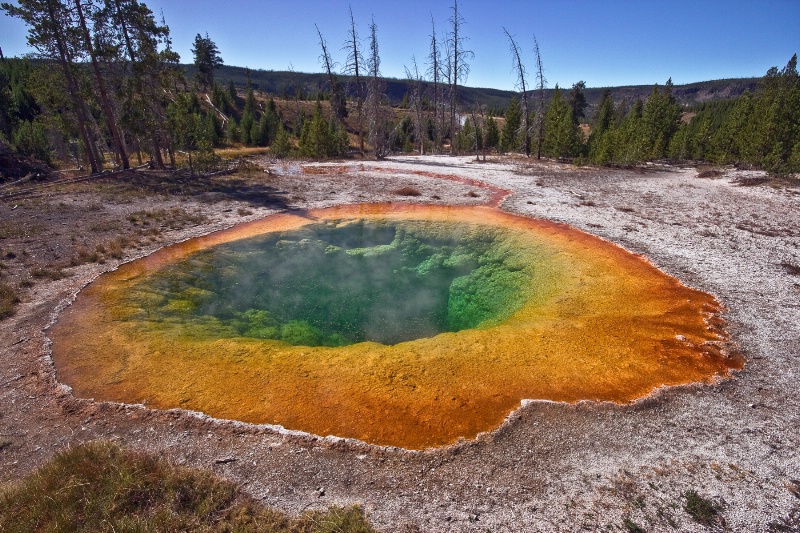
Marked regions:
[132,219,531,346]
[50,204,742,449]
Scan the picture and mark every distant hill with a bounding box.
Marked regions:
[187,63,760,117]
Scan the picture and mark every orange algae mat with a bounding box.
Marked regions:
[50,204,742,449]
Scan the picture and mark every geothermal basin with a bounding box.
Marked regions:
[50,204,742,449]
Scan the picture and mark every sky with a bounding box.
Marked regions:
[1,0,798,91]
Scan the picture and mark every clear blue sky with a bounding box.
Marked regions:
[1,0,798,90]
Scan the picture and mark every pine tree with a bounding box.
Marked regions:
[614,99,644,165]
[272,123,291,158]
[298,100,346,158]
[485,115,499,151]
[227,80,237,103]
[568,81,587,125]
[501,96,521,153]
[2,0,103,171]
[543,86,579,159]
[754,55,799,174]
[239,84,257,145]
[640,80,680,159]
[588,89,615,164]
[192,33,223,91]
[711,90,753,164]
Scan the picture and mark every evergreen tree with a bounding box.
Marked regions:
[485,115,499,151]
[12,117,51,163]
[614,99,645,165]
[0,66,10,140]
[298,100,347,158]
[543,86,579,159]
[711,91,753,164]
[226,117,240,144]
[667,122,690,161]
[457,117,475,152]
[2,0,103,171]
[588,89,615,164]
[271,123,292,158]
[640,80,681,159]
[239,84,257,145]
[239,113,254,145]
[191,33,223,91]
[568,81,587,125]
[752,54,799,174]
[501,96,521,153]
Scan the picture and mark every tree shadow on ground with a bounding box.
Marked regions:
[103,170,293,210]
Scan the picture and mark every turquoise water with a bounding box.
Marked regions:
[125,219,533,346]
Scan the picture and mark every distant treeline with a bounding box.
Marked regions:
[0,0,795,176]
[196,63,760,117]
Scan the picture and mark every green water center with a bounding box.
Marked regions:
[124,218,536,346]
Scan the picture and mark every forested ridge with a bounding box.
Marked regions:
[1,0,797,179]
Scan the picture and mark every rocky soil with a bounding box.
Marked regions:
[0,156,798,532]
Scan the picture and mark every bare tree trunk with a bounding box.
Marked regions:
[504,28,530,156]
[150,134,164,167]
[427,16,441,154]
[469,106,480,161]
[315,25,346,124]
[447,0,472,156]
[449,1,458,156]
[45,0,100,173]
[405,57,425,155]
[344,7,365,155]
[533,35,546,160]
[366,18,388,159]
[74,0,129,169]
[114,0,160,168]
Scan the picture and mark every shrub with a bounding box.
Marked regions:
[684,489,721,525]
[0,441,377,532]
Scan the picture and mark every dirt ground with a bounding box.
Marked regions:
[1,155,798,532]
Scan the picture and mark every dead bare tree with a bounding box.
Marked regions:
[342,5,365,155]
[446,0,473,155]
[405,56,425,154]
[426,15,442,153]
[366,17,389,159]
[315,24,347,124]
[441,34,453,149]
[469,103,487,161]
[533,34,546,160]
[504,27,530,157]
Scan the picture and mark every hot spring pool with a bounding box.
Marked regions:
[50,204,742,449]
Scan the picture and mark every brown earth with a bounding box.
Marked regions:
[0,156,798,531]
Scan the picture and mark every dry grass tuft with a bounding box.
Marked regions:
[0,282,20,319]
[0,441,376,533]
[107,238,124,259]
[30,267,65,281]
[697,169,723,179]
